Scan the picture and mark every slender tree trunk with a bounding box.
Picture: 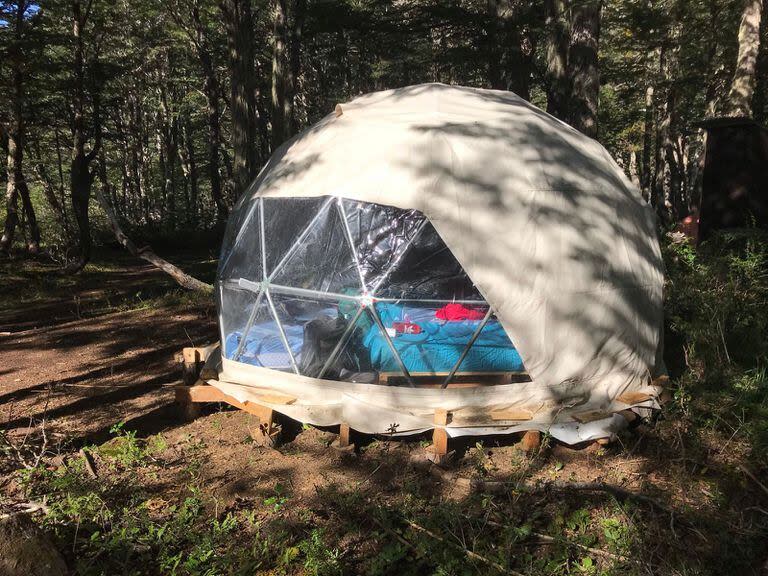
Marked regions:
[728,0,763,117]
[18,180,39,253]
[486,0,533,100]
[68,0,100,272]
[641,84,654,202]
[32,146,70,235]
[545,0,570,120]
[1,129,21,253]
[178,114,199,227]
[221,0,257,196]
[753,6,768,122]
[288,0,306,135]
[190,5,228,223]
[567,0,602,137]
[271,0,288,151]
[1,0,38,254]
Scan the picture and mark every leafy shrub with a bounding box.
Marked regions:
[664,230,768,455]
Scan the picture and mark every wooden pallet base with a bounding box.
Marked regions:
[175,384,277,435]
[176,345,641,461]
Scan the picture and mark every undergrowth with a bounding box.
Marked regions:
[664,230,768,459]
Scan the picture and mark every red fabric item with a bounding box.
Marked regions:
[435,303,486,321]
[393,321,422,334]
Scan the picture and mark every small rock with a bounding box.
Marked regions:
[0,514,67,576]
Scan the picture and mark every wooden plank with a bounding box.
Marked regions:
[338,423,351,447]
[616,391,653,405]
[175,385,275,424]
[182,343,219,365]
[378,371,530,387]
[520,430,541,453]
[177,384,296,406]
[431,409,450,457]
[489,408,534,421]
[434,408,450,426]
[572,410,613,424]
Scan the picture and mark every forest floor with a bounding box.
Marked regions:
[1,249,767,576]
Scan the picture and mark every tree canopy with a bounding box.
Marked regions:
[1,0,765,266]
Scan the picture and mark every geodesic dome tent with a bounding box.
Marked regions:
[211,83,665,443]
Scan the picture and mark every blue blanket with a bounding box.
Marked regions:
[225,322,304,369]
[365,303,524,373]
[224,303,524,374]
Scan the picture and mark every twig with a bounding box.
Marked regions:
[404,519,526,576]
[482,518,633,564]
[739,465,768,498]
[79,448,98,479]
[0,500,50,520]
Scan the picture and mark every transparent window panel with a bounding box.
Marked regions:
[374,221,484,301]
[319,306,408,384]
[341,198,426,292]
[221,287,294,371]
[218,197,255,273]
[373,301,493,378]
[448,312,526,384]
[267,291,360,377]
[219,200,263,282]
[271,200,363,295]
[262,196,329,278]
[220,286,257,360]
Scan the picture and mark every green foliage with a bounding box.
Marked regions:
[299,529,343,576]
[664,232,768,456]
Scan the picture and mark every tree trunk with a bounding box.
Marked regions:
[1,0,38,254]
[96,150,212,293]
[67,0,100,273]
[641,84,654,202]
[288,0,306,135]
[1,129,20,253]
[727,0,763,117]
[177,114,199,227]
[753,5,768,123]
[486,0,534,100]
[221,0,257,196]
[567,0,602,137]
[545,0,570,120]
[271,0,289,151]
[33,152,70,236]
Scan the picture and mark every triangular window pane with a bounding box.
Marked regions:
[219,200,263,282]
[268,291,359,377]
[222,289,294,371]
[374,221,483,301]
[341,199,426,292]
[271,200,363,295]
[263,196,328,277]
[373,302,493,380]
[320,306,407,384]
[449,312,526,383]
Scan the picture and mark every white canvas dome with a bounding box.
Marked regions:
[212,83,664,442]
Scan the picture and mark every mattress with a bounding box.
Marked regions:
[224,303,524,375]
[224,322,303,369]
[366,304,524,373]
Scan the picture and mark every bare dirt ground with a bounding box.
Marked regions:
[1,250,767,575]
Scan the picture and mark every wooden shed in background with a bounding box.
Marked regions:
[696,117,768,241]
